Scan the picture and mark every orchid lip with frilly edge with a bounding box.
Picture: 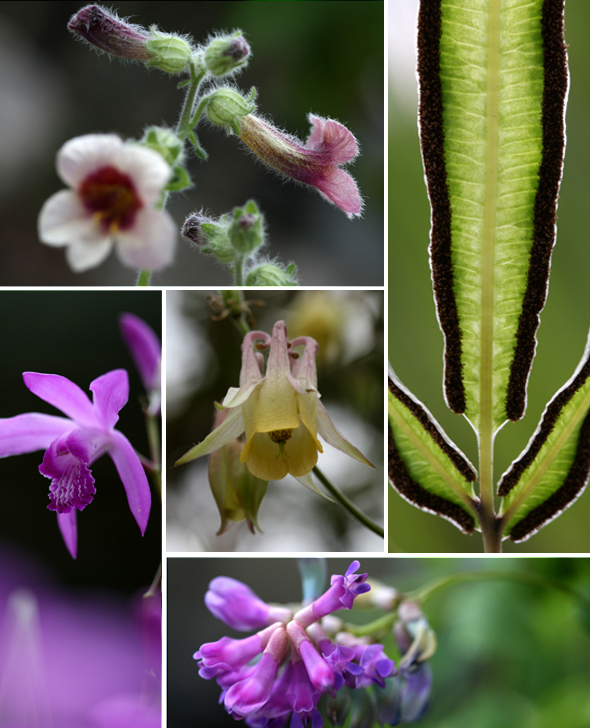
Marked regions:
[175,320,374,488]
[0,369,151,558]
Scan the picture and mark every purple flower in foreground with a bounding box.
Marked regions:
[120,313,161,415]
[205,576,292,631]
[195,561,396,727]
[238,114,363,218]
[0,370,151,558]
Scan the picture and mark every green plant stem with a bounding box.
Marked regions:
[176,59,206,141]
[313,466,384,539]
[136,269,152,286]
[234,255,246,286]
[145,410,162,497]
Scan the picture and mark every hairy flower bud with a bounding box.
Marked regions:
[246,263,298,287]
[145,28,192,74]
[229,201,264,254]
[68,5,152,61]
[182,212,235,263]
[205,33,251,76]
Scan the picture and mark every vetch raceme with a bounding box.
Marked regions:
[195,561,399,727]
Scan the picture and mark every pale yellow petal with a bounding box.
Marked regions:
[297,391,323,452]
[285,423,320,477]
[254,376,299,432]
[243,432,289,480]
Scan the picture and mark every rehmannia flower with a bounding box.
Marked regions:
[175,320,374,485]
[238,113,363,218]
[38,134,176,273]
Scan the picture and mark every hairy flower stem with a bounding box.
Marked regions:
[313,466,384,539]
[145,411,162,496]
[176,59,206,141]
[234,254,246,287]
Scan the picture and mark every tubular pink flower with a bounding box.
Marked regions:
[68,5,152,61]
[38,135,176,272]
[0,370,151,558]
[238,113,363,218]
[205,576,292,631]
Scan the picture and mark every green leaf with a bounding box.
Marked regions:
[164,164,193,192]
[498,330,590,542]
[418,0,567,434]
[388,369,479,533]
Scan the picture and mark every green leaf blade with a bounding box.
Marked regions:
[388,370,480,534]
[499,332,590,541]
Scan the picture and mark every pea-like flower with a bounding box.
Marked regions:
[195,561,396,727]
[238,113,363,218]
[38,134,176,272]
[175,320,374,485]
[0,369,151,558]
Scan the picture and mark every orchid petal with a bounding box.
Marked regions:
[175,407,245,466]
[316,401,374,468]
[119,313,161,393]
[90,369,129,430]
[23,373,97,427]
[57,510,78,559]
[108,430,151,535]
[0,413,74,457]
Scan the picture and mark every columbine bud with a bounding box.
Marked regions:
[205,88,257,135]
[246,263,298,287]
[229,201,264,254]
[182,212,235,263]
[68,5,152,60]
[204,32,251,76]
[208,409,268,535]
[145,28,192,74]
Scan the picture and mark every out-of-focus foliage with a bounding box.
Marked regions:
[167,557,590,728]
[388,0,590,552]
[166,290,384,552]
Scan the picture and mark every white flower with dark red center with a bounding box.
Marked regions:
[38,134,176,272]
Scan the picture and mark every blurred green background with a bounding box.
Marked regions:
[388,0,590,552]
[167,556,590,728]
[166,289,384,552]
[0,290,161,593]
[0,1,383,286]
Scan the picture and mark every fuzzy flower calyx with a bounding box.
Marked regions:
[175,321,374,488]
[38,134,176,272]
[238,113,363,218]
[204,32,251,76]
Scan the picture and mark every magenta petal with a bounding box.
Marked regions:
[313,166,362,217]
[90,369,129,430]
[120,313,161,393]
[57,510,78,559]
[23,373,97,427]
[0,413,74,457]
[108,429,151,534]
[40,433,97,513]
[306,115,358,165]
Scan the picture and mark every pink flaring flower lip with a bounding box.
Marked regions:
[238,113,363,219]
[0,370,151,558]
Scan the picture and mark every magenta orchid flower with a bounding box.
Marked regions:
[238,113,363,218]
[119,312,161,415]
[0,369,151,558]
[175,321,373,495]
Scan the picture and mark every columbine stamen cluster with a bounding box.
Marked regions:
[195,561,393,726]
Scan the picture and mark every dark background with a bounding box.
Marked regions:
[0,1,384,286]
[0,290,162,593]
[167,556,590,728]
[388,0,590,552]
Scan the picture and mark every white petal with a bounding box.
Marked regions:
[38,190,93,246]
[57,134,125,188]
[116,144,172,205]
[115,207,176,271]
[66,237,114,272]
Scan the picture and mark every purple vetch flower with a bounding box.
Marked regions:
[195,561,389,727]
[0,370,151,558]
[238,113,363,218]
[120,313,161,415]
[204,576,292,631]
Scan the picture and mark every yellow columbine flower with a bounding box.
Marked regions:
[175,321,373,490]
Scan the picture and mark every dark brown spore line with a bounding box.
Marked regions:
[417,0,465,414]
[388,427,476,534]
[388,377,476,482]
[498,337,590,496]
[505,0,568,422]
[508,410,590,542]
